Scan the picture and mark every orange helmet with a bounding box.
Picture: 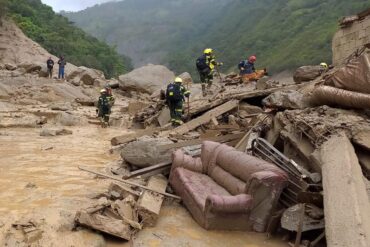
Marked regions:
[249,55,257,63]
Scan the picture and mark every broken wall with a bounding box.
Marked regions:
[332,13,370,65]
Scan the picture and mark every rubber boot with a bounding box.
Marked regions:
[201,83,207,97]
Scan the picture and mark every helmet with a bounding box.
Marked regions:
[100,89,107,94]
[249,55,257,63]
[204,48,213,55]
[175,77,183,83]
[320,62,328,69]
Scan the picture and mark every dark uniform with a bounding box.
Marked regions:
[166,79,190,126]
[196,48,222,95]
[97,90,114,127]
[238,60,255,75]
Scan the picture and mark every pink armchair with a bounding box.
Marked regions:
[169,141,288,232]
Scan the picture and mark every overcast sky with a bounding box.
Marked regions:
[41,0,116,12]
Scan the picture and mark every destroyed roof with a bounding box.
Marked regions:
[339,7,370,27]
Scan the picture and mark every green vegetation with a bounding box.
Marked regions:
[6,0,132,78]
[65,0,370,78]
[0,0,7,24]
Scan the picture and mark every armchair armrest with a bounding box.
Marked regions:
[246,170,288,194]
[205,194,253,214]
[172,149,204,174]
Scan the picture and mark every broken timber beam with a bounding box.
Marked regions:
[111,129,158,146]
[78,166,181,200]
[170,100,239,135]
[158,133,244,152]
[320,134,370,247]
[75,211,132,240]
[235,115,268,152]
[136,175,168,227]
[124,161,172,179]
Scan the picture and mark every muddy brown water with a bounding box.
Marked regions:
[0,127,287,246]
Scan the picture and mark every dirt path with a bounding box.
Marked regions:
[0,126,287,246]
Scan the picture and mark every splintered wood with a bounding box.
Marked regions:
[75,211,133,240]
[136,175,168,227]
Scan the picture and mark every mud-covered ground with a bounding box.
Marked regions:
[0,124,287,246]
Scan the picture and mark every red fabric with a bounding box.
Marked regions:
[205,194,253,214]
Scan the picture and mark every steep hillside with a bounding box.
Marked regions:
[4,0,132,78]
[65,0,370,76]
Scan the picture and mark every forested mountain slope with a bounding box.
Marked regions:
[66,0,370,75]
[2,0,132,78]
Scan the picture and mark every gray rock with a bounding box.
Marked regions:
[120,136,173,167]
[293,65,323,83]
[18,62,42,73]
[67,66,105,85]
[49,102,73,111]
[56,112,81,126]
[40,128,73,136]
[5,63,17,71]
[262,90,310,109]
[38,66,49,78]
[118,64,175,94]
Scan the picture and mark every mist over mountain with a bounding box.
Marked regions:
[65,0,370,75]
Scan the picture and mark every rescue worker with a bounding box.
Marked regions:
[46,57,54,79]
[104,85,115,106]
[166,77,190,126]
[196,48,223,96]
[320,62,328,71]
[97,88,114,127]
[238,55,256,75]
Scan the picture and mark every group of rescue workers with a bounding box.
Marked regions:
[95,48,329,127]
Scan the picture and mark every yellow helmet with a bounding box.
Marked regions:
[100,88,107,94]
[175,77,183,83]
[320,62,328,69]
[204,48,213,55]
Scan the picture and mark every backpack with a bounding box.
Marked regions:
[196,54,209,71]
[166,83,182,101]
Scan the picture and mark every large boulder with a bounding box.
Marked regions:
[18,62,42,73]
[120,136,173,168]
[67,66,105,86]
[262,90,310,109]
[293,66,323,83]
[118,64,175,94]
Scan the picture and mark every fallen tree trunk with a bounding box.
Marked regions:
[320,134,370,247]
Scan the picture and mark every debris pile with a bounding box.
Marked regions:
[74,170,175,240]
[72,47,370,247]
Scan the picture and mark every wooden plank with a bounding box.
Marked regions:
[124,161,172,179]
[78,166,181,200]
[320,134,370,247]
[235,115,267,152]
[111,129,157,146]
[158,133,244,152]
[75,211,132,240]
[170,100,239,135]
[136,175,168,227]
[211,117,219,126]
